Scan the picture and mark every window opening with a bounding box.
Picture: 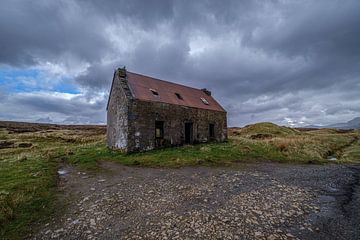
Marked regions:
[175,93,183,100]
[150,89,159,96]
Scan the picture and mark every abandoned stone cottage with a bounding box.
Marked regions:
[106,68,227,152]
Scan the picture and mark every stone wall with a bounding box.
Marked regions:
[126,99,227,152]
[107,68,228,153]
[106,70,133,150]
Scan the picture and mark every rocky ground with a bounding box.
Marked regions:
[30,162,360,240]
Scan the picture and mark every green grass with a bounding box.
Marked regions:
[66,140,286,169]
[1,121,360,239]
[67,124,360,169]
[0,154,58,239]
[0,125,105,239]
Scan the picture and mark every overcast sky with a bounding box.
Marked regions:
[1,0,359,127]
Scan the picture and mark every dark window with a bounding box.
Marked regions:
[155,121,164,139]
[150,89,159,96]
[175,93,183,100]
[209,124,215,138]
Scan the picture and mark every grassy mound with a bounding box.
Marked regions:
[231,122,300,138]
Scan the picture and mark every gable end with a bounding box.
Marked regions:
[106,68,133,110]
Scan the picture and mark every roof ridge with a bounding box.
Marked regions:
[127,71,205,92]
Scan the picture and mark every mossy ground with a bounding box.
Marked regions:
[0,121,359,239]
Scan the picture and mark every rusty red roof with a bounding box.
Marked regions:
[126,71,226,112]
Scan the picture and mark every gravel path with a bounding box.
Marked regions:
[30,162,360,240]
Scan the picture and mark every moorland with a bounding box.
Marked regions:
[1,121,359,239]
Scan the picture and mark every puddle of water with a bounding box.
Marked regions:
[327,156,337,161]
[58,169,67,176]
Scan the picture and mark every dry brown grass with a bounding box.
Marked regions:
[229,123,360,162]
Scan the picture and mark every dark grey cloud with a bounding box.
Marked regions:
[0,0,110,66]
[75,62,118,89]
[80,0,175,28]
[0,0,359,126]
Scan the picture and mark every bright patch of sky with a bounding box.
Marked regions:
[0,67,79,94]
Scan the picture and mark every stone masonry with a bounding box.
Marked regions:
[107,68,227,152]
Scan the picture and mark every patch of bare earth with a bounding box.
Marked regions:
[30,162,359,240]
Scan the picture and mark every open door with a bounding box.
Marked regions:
[155,121,164,147]
[185,122,193,144]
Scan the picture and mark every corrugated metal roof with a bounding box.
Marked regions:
[126,71,226,112]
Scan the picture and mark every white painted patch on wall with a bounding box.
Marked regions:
[146,146,154,151]
[116,139,126,149]
[115,130,127,149]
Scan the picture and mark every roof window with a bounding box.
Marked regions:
[150,89,159,96]
[175,93,183,100]
[200,97,209,105]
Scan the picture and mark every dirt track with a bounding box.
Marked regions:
[30,162,360,240]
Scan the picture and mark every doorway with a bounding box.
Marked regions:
[155,121,164,147]
[184,122,193,144]
[155,121,164,139]
[209,123,215,139]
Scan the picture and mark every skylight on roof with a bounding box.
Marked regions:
[175,93,183,100]
[200,97,209,105]
[150,89,159,96]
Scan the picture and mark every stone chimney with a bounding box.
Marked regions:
[201,88,211,96]
[118,66,126,78]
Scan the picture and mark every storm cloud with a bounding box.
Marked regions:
[0,0,359,126]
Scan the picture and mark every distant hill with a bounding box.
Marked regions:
[36,116,53,123]
[0,120,106,133]
[305,117,360,129]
